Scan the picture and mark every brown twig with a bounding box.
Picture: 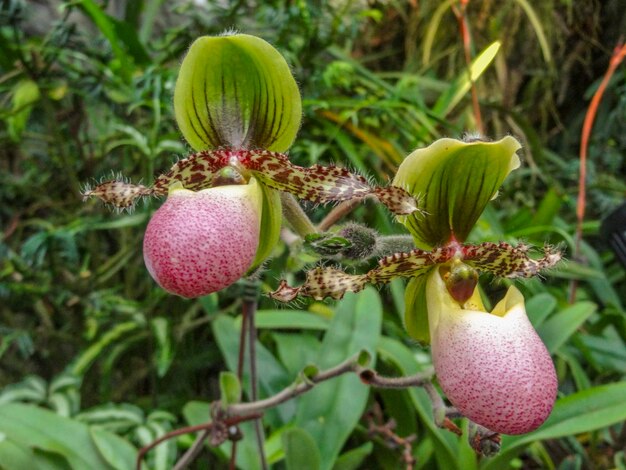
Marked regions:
[366,404,417,470]
[317,199,362,232]
[136,414,261,470]
[140,356,468,469]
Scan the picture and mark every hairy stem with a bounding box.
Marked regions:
[280,192,317,237]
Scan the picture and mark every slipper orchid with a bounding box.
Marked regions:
[83,34,417,297]
[270,136,562,435]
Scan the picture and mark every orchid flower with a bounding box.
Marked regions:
[271,136,561,434]
[83,33,417,297]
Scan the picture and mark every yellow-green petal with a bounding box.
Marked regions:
[393,136,521,249]
[174,34,302,152]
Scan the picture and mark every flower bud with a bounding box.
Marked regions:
[143,179,262,298]
[427,270,557,434]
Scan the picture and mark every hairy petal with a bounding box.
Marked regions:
[270,247,451,302]
[462,242,562,278]
[270,241,561,302]
[83,150,418,215]
[241,150,418,215]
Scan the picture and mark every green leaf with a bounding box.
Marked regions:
[537,301,597,353]
[90,427,138,470]
[295,288,382,470]
[404,273,431,343]
[7,80,40,142]
[274,333,322,377]
[182,401,210,426]
[219,372,242,406]
[483,382,626,470]
[282,427,321,470]
[331,442,373,470]
[150,317,173,378]
[0,403,115,469]
[432,41,501,118]
[525,293,557,328]
[0,436,42,470]
[238,310,329,330]
[174,34,302,152]
[393,136,521,248]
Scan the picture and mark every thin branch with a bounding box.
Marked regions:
[358,368,432,389]
[228,353,365,415]
[318,199,361,232]
[137,414,261,470]
[570,42,626,303]
[143,357,466,469]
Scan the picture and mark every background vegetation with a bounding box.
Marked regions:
[1,0,626,469]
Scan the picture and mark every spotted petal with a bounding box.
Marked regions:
[242,150,418,215]
[269,242,561,303]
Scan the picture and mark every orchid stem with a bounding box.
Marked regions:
[280,192,317,236]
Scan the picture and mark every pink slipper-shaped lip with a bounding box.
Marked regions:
[143,179,262,298]
[427,269,558,435]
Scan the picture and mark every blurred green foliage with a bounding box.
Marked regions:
[1,0,625,468]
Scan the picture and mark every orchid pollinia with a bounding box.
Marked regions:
[83,33,562,440]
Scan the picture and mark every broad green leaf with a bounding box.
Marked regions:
[483,382,626,470]
[219,372,242,406]
[332,442,373,470]
[393,136,521,248]
[404,273,431,342]
[274,333,322,378]
[238,310,329,330]
[0,403,114,469]
[537,301,596,353]
[182,401,210,426]
[174,34,302,152]
[525,293,557,328]
[90,427,138,470]
[282,427,321,470]
[296,288,382,470]
[0,436,42,470]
